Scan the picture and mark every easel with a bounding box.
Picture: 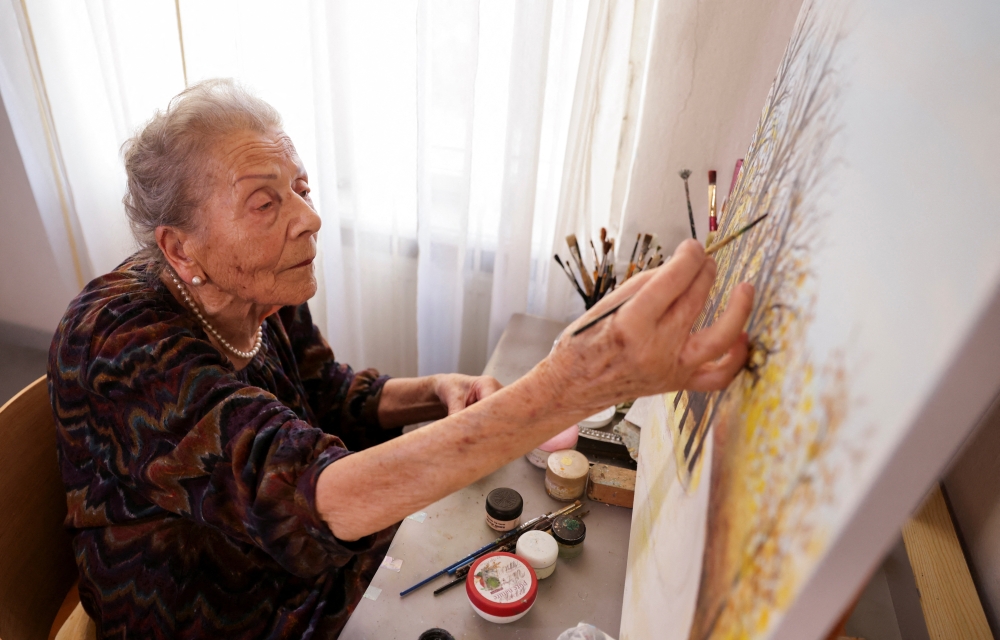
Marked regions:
[828,484,994,640]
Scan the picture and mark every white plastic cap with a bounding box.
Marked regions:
[516,530,559,571]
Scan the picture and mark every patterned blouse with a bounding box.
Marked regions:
[48,258,401,639]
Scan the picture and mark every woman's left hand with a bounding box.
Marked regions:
[434,374,504,415]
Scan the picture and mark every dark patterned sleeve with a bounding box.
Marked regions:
[70,302,376,579]
[278,304,402,451]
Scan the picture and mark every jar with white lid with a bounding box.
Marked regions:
[515,530,559,579]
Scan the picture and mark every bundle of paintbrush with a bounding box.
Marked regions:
[400,500,584,596]
[432,507,590,596]
[555,230,663,309]
[623,232,664,281]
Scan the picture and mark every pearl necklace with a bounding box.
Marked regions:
[167,270,263,360]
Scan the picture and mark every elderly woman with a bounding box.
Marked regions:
[49,79,752,639]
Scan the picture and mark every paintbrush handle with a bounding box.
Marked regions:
[433,574,467,596]
[569,246,594,295]
[571,294,634,337]
[399,569,449,597]
[555,256,587,300]
[705,235,737,255]
[705,213,769,255]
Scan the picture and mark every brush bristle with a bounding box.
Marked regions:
[708,170,717,184]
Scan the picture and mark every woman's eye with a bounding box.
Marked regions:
[257,200,273,212]
[300,188,311,198]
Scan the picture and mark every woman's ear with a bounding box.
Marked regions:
[156,226,202,284]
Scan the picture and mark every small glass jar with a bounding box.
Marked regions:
[551,514,586,559]
[485,488,523,532]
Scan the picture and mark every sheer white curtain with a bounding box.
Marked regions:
[0,0,649,376]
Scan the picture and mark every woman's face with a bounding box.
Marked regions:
[188,128,321,307]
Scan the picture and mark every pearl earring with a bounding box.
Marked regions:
[191,275,204,286]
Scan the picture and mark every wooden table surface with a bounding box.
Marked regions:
[341,314,633,639]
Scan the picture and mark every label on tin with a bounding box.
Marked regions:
[473,555,532,604]
[486,513,520,531]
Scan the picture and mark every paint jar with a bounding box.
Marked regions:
[466,552,538,624]
[552,514,587,559]
[515,530,559,579]
[418,630,455,640]
[485,488,523,532]
[578,406,616,429]
[526,424,579,469]
[545,449,590,501]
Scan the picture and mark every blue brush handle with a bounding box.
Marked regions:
[399,528,522,596]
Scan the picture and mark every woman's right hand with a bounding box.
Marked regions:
[317,239,753,542]
[536,239,754,416]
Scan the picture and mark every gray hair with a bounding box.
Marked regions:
[121,78,282,273]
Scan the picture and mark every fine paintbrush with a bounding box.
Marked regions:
[554,255,587,300]
[572,214,769,338]
[589,240,601,282]
[704,213,768,255]
[636,234,652,269]
[566,235,594,296]
[626,233,641,279]
[680,170,697,240]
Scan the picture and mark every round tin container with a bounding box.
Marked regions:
[485,488,524,532]
[551,514,587,559]
[545,449,590,501]
[525,424,579,469]
[466,552,538,624]
[515,530,559,579]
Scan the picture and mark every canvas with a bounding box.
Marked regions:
[620,0,1000,638]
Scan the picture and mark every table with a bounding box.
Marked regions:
[341,314,633,639]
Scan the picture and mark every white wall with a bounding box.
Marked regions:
[621,0,805,250]
[0,93,78,348]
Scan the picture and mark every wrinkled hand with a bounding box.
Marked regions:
[543,239,754,413]
[434,374,504,415]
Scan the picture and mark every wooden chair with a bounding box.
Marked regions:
[0,376,87,640]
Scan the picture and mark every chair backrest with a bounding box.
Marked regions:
[0,376,78,640]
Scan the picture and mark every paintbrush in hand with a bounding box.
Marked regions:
[705,213,768,255]
[573,214,769,337]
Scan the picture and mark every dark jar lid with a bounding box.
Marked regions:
[485,488,523,521]
[419,629,455,640]
[551,514,587,546]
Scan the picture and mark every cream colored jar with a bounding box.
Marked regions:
[544,449,589,501]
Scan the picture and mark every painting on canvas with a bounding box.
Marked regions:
[621,0,1000,637]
